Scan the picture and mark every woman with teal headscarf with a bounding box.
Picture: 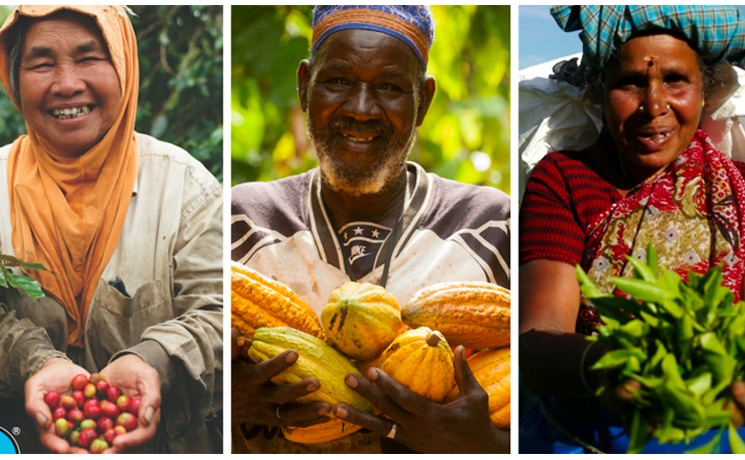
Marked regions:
[520,5,745,454]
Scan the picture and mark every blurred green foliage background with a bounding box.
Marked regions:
[231,5,510,194]
[0,5,223,182]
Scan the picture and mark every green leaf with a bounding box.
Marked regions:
[591,348,647,371]
[647,340,668,371]
[646,245,658,277]
[626,410,650,454]
[729,423,745,454]
[659,269,682,297]
[576,264,605,299]
[0,254,49,273]
[625,355,642,374]
[705,281,728,314]
[661,353,686,389]
[628,373,664,389]
[0,253,49,300]
[684,429,722,454]
[700,332,736,392]
[654,410,687,443]
[685,372,711,397]
[676,312,702,365]
[620,319,646,339]
[659,298,684,319]
[625,252,658,283]
[584,295,641,322]
[6,272,45,301]
[611,277,678,303]
[704,400,736,426]
[638,310,660,328]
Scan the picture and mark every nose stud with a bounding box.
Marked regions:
[637,104,671,113]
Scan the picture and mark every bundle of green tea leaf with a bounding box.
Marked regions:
[577,245,745,454]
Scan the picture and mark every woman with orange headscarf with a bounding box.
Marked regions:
[0,6,222,454]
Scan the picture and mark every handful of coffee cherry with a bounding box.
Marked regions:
[43,373,140,453]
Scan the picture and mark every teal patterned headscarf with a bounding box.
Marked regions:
[552,5,745,70]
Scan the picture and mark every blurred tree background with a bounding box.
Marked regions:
[0,5,223,182]
[232,5,510,194]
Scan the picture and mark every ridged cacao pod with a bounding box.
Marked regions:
[282,418,363,444]
[231,261,325,340]
[248,327,372,413]
[322,281,406,361]
[449,347,510,429]
[402,281,510,350]
[378,327,455,402]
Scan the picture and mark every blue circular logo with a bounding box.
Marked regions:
[0,426,20,454]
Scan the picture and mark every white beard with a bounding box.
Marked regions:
[309,123,415,198]
[316,148,408,197]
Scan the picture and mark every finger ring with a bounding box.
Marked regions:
[275,404,284,422]
[386,422,398,439]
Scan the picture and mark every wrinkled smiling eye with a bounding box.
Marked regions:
[377,83,401,91]
[325,78,352,88]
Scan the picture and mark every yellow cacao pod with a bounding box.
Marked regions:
[402,281,510,350]
[378,327,455,402]
[449,347,510,429]
[322,281,406,361]
[282,418,363,444]
[231,261,325,340]
[248,327,372,413]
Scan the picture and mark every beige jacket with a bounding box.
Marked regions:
[0,133,223,453]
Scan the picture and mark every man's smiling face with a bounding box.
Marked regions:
[299,28,433,197]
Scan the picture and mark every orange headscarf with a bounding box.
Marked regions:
[0,6,139,347]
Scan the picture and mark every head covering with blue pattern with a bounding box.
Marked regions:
[552,5,745,70]
[311,5,434,70]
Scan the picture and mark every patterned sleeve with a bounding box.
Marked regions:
[519,152,587,267]
[231,175,309,265]
[419,177,511,288]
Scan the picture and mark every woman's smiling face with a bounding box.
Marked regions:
[602,33,704,181]
[18,12,122,158]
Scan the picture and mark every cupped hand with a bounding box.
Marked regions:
[25,357,91,453]
[99,354,161,453]
[232,348,331,428]
[333,346,508,453]
[597,378,669,438]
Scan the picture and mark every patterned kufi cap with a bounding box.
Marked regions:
[552,5,745,70]
[311,5,434,69]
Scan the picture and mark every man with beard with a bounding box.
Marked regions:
[231,5,510,454]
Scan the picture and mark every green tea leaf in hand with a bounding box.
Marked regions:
[611,277,677,304]
[728,423,745,454]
